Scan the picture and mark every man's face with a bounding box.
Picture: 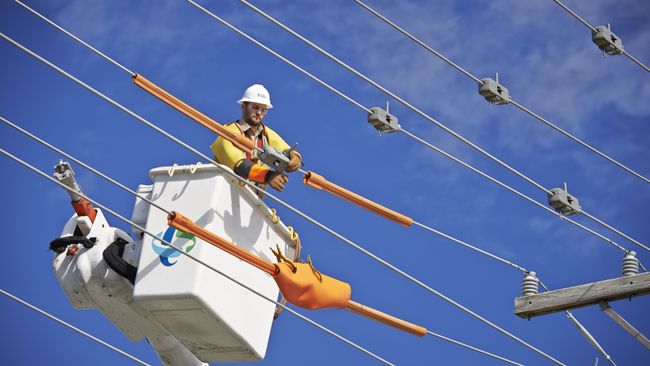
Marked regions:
[241,102,268,126]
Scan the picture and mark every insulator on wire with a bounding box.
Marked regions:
[621,251,639,277]
[522,271,539,296]
[592,25,624,56]
[547,187,581,216]
[478,76,510,105]
[367,105,400,133]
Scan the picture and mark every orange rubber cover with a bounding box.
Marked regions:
[132,74,255,154]
[303,171,413,227]
[168,211,424,336]
[273,262,351,310]
[167,211,278,276]
[72,198,96,223]
[345,300,427,337]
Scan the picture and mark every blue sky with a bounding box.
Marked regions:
[1,0,649,365]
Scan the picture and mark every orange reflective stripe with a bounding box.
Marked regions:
[167,211,278,276]
[249,164,269,183]
[303,171,413,227]
[344,300,427,337]
[273,262,351,310]
[71,198,96,223]
[133,74,254,154]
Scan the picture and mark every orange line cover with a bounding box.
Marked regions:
[303,171,413,227]
[345,300,427,337]
[167,210,425,336]
[167,211,278,275]
[133,74,254,154]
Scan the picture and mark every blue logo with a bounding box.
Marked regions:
[151,227,197,267]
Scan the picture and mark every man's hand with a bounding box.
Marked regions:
[268,172,289,191]
[286,151,301,173]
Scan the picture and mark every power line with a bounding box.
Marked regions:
[0,147,396,366]
[0,122,521,365]
[1,289,151,366]
[0,33,563,365]
[353,0,650,184]
[426,330,523,366]
[234,0,648,252]
[15,0,640,261]
[0,116,171,216]
[0,142,528,366]
[181,0,644,257]
[13,0,134,75]
[551,0,650,72]
[538,282,617,366]
[3,113,610,366]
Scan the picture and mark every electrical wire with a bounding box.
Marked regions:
[426,330,523,366]
[551,0,650,72]
[353,0,649,184]
[538,282,617,366]
[0,113,547,366]
[234,0,648,251]
[0,32,563,365]
[0,147,396,366]
[15,0,641,259]
[181,0,645,256]
[0,116,171,216]
[1,289,151,366]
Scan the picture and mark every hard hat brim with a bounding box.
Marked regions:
[237,98,273,109]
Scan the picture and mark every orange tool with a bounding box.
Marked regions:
[168,211,425,336]
[132,74,255,154]
[303,171,413,227]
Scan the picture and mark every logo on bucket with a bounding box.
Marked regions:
[151,227,197,266]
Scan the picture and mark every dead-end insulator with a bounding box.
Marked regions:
[522,271,539,296]
[478,73,510,105]
[621,251,639,277]
[592,24,624,56]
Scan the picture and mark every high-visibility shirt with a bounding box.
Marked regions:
[210,120,294,184]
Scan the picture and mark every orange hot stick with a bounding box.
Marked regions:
[167,211,425,336]
[168,211,278,276]
[345,300,427,337]
[303,171,413,227]
[132,74,255,154]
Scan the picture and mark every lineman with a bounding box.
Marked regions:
[211,84,301,192]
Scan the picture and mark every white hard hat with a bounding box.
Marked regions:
[237,84,273,109]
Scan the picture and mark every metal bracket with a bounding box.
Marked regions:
[258,145,291,172]
[592,24,624,56]
[479,73,510,105]
[368,102,400,133]
[547,183,581,215]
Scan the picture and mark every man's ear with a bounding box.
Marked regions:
[240,102,247,113]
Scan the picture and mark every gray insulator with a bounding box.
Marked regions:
[522,271,539,296]
[547,188,581,216]
[621,251,639,277]
[592,26,624,55]
[368,107,400,133]
[478,78,510,105]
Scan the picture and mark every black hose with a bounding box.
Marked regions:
[102,237,137,285]
[49,236,95,253]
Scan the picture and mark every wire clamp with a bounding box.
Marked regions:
[478,73,510,105]
[547,182,581,216]
[368,101,400,134]
[259,145,292,172]
[592,24,624,56]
